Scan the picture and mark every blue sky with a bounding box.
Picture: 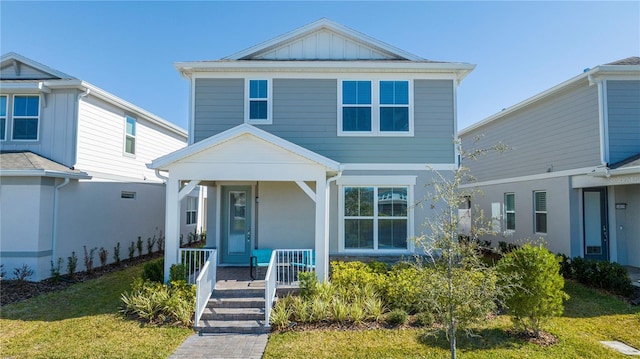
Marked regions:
[2,1,638,131]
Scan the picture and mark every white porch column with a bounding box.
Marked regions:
[315,177,328,281]
[164,177,181,283]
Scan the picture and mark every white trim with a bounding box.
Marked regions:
[1,52,75,79]
[337,175,417,186]
[123,114,136,157]
[179,180,201,201]
[189,76,195,144]
[186,71,463,81]
[244,78,273,125]
[337,79,414,137]
[342,163,457,171]
[533,190,547,235]
[295,181,316,202]
[0,169,91,179]
[601,80,610,164]
[10,94,41,141]
[223,18,424,61]
[458,166,597,188]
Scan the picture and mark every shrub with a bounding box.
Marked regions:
[113,242,121,265]
[136,237,143,257]
[331,297,349,323]
[13,264,34,281]
[128,241,135,261]
[290,295,311,322]
[67,251,78,278]
[50,257,63,282]
[142,258,164,283]
[367,261,389,274]
[385,309,408,325]
[83,246,97,274]
[270,296,293,329]
[0,264,6,280]
[414,311,436,327]
[169,263,187,282]
[146,236,156,256]
[385,264,429,313]
[99,247,109,267]
[330,261,386,295]
[563,256,634,297]
[499,243,569,336]
[157,231,165,252]
[298,271,318,299]
[121,278,196,326]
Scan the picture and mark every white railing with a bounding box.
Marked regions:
[264,251,278,326]
[264,249,314,325]
[194,253,217,325]
[179,248,215,284]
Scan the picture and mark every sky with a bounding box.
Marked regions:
[1,1,638,131]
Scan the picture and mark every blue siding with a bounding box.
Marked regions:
[607,80,640,164]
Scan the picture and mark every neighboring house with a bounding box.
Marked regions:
[0,53,199,280]
[459,57,640,267]
[149,19,475,281]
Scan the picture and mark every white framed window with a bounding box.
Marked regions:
[534,191,547,234]
[338,79,413,136]
[504,193,515,231]
[186,196,198,225]
[12,95,40,140]
[125,115,136,155]
[338,176,415,252]
[246,79,272,124]
[0,95,6,141]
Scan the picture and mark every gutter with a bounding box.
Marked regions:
[154,169,169,182]
[52,178,70,263]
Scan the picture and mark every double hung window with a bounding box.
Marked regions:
[186,196,198,225]
[0,96,6,140]
[340,80,411,135]
[534,191,547,234]
[125,115,136,155]
[504,193,515,231]
[343,186,409,250]
[12,95,40,140]
[247,79,271,123]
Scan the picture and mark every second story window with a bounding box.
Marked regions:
[125,115,136,155]
[0,96,6,140]
[247,79,271,123]
[534,191,547,234]
[339,80,412,136]
[504,193,515,231]
[12,95,40,140]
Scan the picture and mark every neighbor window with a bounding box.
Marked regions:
[12,95,40,140]
[534,191,547,234]
[343,186,408,250]
[186,196,198,225]
[0,95,6,140]
[504,193,515,231]
[247,79,271,123]
[339,80,411,135]
[125,115,136,155]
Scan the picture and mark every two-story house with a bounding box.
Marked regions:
[0,53,201,280]
[150,19,475,281]
[459,57,640,268]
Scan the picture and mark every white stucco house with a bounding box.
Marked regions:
[150,19,476,281]
[459,57,640,267]
[0,53,202,280]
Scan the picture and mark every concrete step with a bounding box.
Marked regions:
[208,296,265,309]
[212,286,265,298]
[201,307,265,321]
[196,319,271,334]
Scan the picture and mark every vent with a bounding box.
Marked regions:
[121,191,136,199]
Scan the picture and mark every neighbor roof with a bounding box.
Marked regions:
[0,151,91,179]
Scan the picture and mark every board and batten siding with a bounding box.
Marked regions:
[462,80,601,182]
[0,89,78,167]
[75,95,186,182]
[193,78,456,164]
[0,63,58,80]
[607,80,640,164]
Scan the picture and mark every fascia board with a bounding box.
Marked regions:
[43,80,188,139]
[223,18,423,61]
[0,170,91,179]
[149,124,340,171]
[460,64,640,136]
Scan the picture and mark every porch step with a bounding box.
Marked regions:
[196,319,270,334]
[208,296,266,309]
[201,307,265,321]
[211,286,265,298]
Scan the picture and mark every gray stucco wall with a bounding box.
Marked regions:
[607,80,640,164]
[461,79,601,182]
[193,78,456,164]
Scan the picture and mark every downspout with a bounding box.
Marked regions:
[588,73,609,168]
[154,169,169,182]
[52,177,70,264]
[323,169,343,280]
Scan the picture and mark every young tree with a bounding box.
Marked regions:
[414,140,510,359]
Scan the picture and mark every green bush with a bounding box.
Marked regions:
[366,261,389,274]
[169,263,187,282]
[120,278,195,326]
[142,259,164,283]
[330,261,387,295]
[385,309,408,325]
[566,256,634,297]
[499,243,569,336]
[270,296,293,329]
[385,264,429,314]
[414,311,435,327]
[298,271,318,299]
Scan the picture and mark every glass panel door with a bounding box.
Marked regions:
[221,186,252,265]
[583,188,608,261]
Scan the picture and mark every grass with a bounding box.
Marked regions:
[0,264,192,359]
[264,281,640,359]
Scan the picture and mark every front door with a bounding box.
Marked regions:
[221,186,252,265]
[583,187,609,261]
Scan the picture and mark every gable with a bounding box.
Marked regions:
[225,18,423,61]
[248,28,401,60]
[0,53,74,80]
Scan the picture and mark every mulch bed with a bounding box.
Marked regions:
[507,329,559,346]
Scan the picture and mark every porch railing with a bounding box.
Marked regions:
[179,248,216,284]
[264,249,314,325]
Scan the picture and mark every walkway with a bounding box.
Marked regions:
[169,267,270,359]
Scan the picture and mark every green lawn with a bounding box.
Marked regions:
[0,264,192,359]
[264,281,640,359]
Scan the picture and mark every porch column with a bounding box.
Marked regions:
[315,177,328,281]
[164,177,181,283]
